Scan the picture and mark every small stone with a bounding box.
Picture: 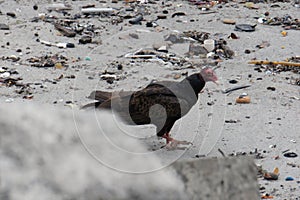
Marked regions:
[66,43,75,48]
[79,36,92,44]
[283,152,298,158]
[129,33,139,39]
[245,2,259,9]
[285,176,294,181]
[55,63,64,69]
[117,64,123,70]
[281,31,287,37]
[157,15,167,19]
[5,98,14,103]
[222,18,236,25]
[244,49,251,54]
[7,12,16,18]
[0,72,11,78]
[0,23,10,30]
[267,87,276,91]
[157,45,168,53]
[174,74,181,79]
[229,80,238,84]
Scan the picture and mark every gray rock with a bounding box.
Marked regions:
[0,103,259,200]
[174,158,260,200]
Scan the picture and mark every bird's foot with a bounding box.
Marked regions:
[165,138,192,151]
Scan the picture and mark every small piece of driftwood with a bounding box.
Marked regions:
[248,60,300,67]
[222,85,251,94]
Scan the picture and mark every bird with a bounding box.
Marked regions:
[82,67,218,150]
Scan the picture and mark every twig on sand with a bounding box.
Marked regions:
[248,60,300,67]
[218,148,226,157]
[222,85,251,94]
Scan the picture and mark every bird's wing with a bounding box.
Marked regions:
[129,84,192,121]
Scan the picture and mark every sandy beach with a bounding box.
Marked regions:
[1,0,300,199]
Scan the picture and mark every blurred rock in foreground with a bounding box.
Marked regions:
[0,103,259,200]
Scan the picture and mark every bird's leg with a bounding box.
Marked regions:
[162,132,192,150]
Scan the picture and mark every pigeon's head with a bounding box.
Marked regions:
[200,67,218,84]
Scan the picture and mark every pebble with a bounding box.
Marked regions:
[85,56,92,61]
[79,36,92,44]
[6,12,16,18]
[0,23,10,30]
[5,98,14,103]
[222,18,236,25]
[0,72,11,78]
[267,87,276,91]
[285,176,294,181]
[281,31,287,37]
[283,152,298,158]
[229,80,238,84]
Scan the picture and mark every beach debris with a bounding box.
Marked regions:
[222,85,251,94]
[33,5,38,10]
[47,3,72,12]
[0,23,9,30]
[225,119,238,123]
[203,39,215,52]
[79,36,92,44]
[40,39,75,48]
[283,152,298,158]
[244,49,252,54]
[54,23,76,37]
[228,33,239,39]
[153,43,169,53]
[129,14,143,25]
[124,48,156,59]
[0,77,22,87]
[27,54,69,68]
[164,32,186,43]
[0,72,11,79]
[183,30,210,43]
[5,98,14,103]
[186,43,208,57]
[229,79,238,84]
[261,194,274,199]
[267,86,276,91]
[248,60,300,67]
[281,31,288,37]
[245,2,259,9]
[256,41,270,49]
[263,167,279,180]
[157,15,167,20]
[171,12,186,18]
[81,7,115,15]
[236,93,251,104]
[262,14,300,30]
[85,56,92,61]
[222,18,236,25]
[6,12,16,18]
[235,24,256,32]
[285,176,294,181]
